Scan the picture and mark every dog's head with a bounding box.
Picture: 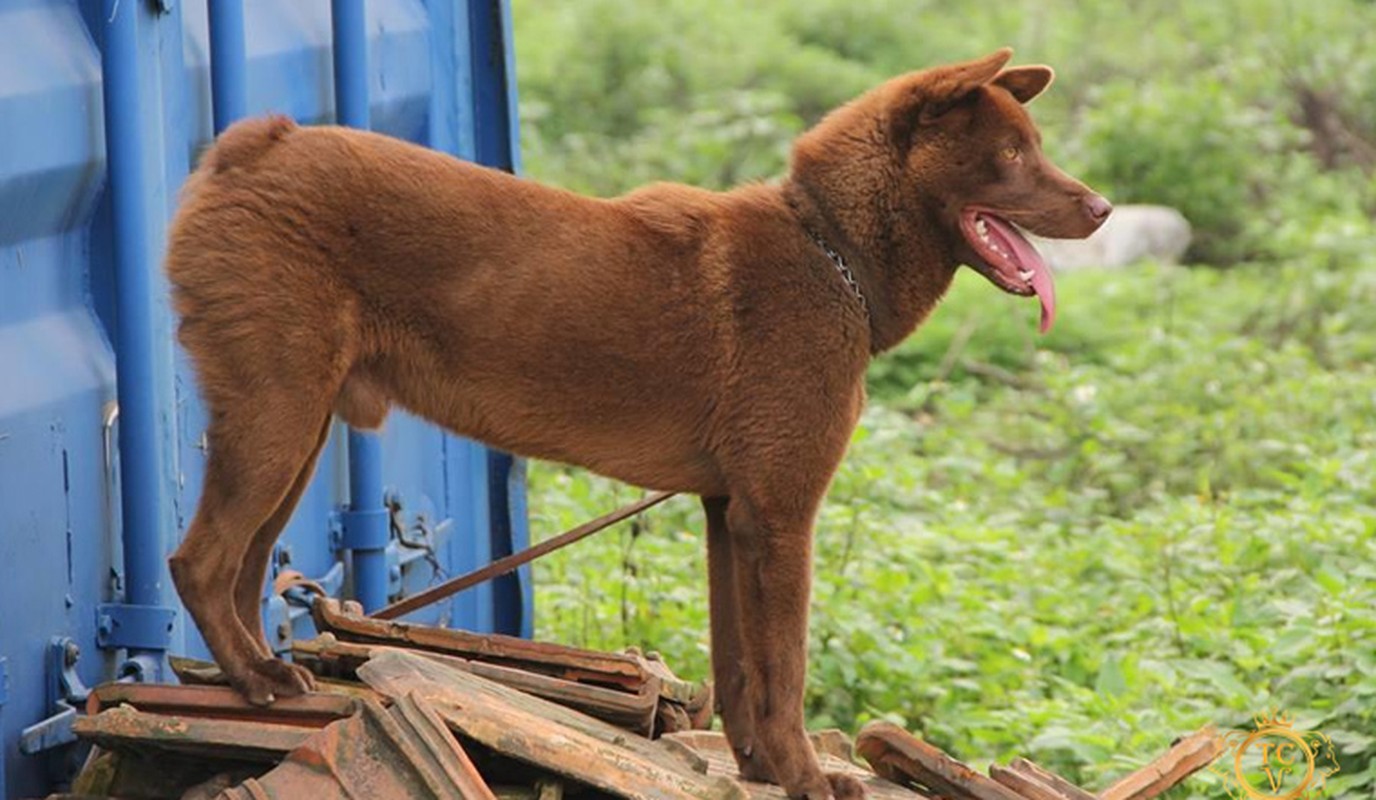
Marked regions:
[791,48,1110,334]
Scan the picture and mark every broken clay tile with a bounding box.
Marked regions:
[663,730,932,800]
[663,730,857,765]
[294,635,659,735]
[87,682,357,728]
[391,692,498,799]
[74,705,313,763]
[1006,758,1099,800]
[356,648,744,800]
[990,764,1077,800]
[314,598,709,714]
[315,598,646,687]
[213,697,494,800]
[630,647,713,710]
[636,650,713,735]
[1098,726,1224,800]
[66,742,265,800]
[856,721,1024,800]
[167,654,384,705]
[169,655,231,687]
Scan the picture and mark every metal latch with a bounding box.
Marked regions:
[19,638,91,756]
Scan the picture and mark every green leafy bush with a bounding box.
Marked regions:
[1075,75,1286,264]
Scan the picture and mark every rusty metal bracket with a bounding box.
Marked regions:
[372,490,677,620]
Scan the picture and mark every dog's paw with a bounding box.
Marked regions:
[825,772,867,799]
[732,743,775,784]
[235,657,315,706]
[787,772,864,800]
[284,659,318,691]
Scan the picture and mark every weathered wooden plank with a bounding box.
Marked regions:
[357,649,744,800]
[1008,758,1099,800]
[664,730,931,800]
[1099,727,1223,800]
[856,721,1024,800]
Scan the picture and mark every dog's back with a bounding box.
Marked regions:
[167,116,812,494]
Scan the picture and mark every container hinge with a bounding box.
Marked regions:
[265,552,347,655]
[19,638,90,756]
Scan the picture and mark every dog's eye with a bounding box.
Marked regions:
[1001,146,1021,162]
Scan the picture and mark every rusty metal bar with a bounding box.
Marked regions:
[372,491,677,620]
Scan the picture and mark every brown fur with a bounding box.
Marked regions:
[166,49,1107,799]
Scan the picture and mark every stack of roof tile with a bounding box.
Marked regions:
[48,600,1220,800]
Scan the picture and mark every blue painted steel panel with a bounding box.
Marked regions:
[0,1,529,795]
[468,0,533,638]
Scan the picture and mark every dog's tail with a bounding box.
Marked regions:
[202,114,297,175]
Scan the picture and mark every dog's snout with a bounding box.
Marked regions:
[1085,193,1113,225]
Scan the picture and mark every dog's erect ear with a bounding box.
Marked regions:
[916,47,1013,123]
[888,48,1013,142]
[994,65,1055,104]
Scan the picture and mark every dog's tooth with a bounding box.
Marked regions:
[1019,268,1035,282]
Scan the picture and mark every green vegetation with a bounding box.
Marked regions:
[511,1,1376,796]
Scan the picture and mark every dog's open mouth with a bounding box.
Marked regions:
[960,208,1057,333]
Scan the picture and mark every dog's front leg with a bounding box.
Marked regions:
[726,494,866,800]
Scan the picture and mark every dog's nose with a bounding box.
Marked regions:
[1085,194,1113,225]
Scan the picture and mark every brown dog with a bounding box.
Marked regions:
[166,48,1108,798]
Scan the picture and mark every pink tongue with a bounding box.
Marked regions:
[1002,223,1057,333]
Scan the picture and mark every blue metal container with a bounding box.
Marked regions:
[0,2,529,795]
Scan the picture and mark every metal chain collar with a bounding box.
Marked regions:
[806,228,870,319]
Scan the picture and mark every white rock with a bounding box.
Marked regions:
[1031,205,1192,271]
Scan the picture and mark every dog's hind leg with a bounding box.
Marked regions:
[233,417,334,665]
[704,495,775,783]
[170,389,337,706]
